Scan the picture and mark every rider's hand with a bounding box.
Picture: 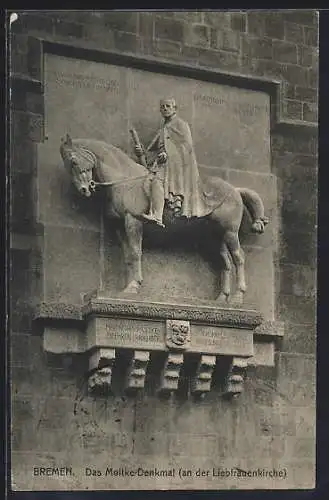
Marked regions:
[157,151,167,163]
[135,145,144,156]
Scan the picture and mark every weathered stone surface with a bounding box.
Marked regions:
[280,228,316,266]
[247,12,266,37]
[284,22,304,44]
[154,17,184,42]
[230,12,247,32]
[42,225,101,303]
[250,342,275,367]
[279,264,316,299]
[11,335,32,367]
[278,294,316,325]
[203,11,231,29]
[276,353,316,406]
[139,12,154,39]
[294,86,317,103]
[212,30,241,52]
[242,36,273,60]
[303,102,318,122]
[10,10,317,491]
[113,31,141,54]
[10,249,32,304]
[284,99,303,120]
[273,40,298,64]
[284,10,318,27]
[303,26,318,47]
[103,11,138,33]
[281,323,316,355]
[192,81,270,173]
[184,23,211,48]
[43,327,84,353]
[264,12,285,39]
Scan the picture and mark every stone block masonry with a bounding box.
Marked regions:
[9,10,317,491]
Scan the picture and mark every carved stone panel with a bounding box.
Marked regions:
[39,53,276,316]
[166,320,191,350]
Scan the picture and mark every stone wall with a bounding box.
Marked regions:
[10,10,317,490]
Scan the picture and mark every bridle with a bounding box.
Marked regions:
[69,145,148,190]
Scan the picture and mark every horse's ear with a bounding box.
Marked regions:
[65,133,72,147]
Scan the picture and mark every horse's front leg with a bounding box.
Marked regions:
[121,213,143,294]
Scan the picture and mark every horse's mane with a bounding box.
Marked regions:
[72,138,148,178]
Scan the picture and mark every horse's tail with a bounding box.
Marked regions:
[237,188,270,234]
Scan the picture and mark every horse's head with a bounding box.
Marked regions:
[60,134,96,197]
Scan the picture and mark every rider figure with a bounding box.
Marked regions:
[135,97,206,228]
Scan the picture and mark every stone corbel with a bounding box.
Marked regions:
[223,356,249,398]
[158,353,184,397]
[125,350,150,393]
[88,347,116,393]
[190,354,217,397]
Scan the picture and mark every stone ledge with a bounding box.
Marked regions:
[254,320,285,338]
[34,298,263,328]
[34,302,83,321]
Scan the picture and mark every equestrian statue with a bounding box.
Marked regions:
[60,98,269,305]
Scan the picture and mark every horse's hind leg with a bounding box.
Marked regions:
[224,230,246,306]
[216,242,232,304]
[121,213,143,294]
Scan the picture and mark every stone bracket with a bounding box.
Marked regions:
[191,354,217,396]
[88,347,116,393]
[224,357,249,397]
[158,353,184,396]
[125,350,150,393]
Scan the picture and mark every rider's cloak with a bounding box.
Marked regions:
[148,115,221,218]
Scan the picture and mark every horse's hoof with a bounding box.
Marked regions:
[121,281,141,295]
[216,293,229,305]
[230,291,244,307]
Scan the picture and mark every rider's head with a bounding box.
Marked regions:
[160,98,177,120]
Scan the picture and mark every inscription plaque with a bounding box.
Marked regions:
[87,317,165,350]
[190,325,253,356]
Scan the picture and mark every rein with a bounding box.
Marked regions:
[91,174,148,188]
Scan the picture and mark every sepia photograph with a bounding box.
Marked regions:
[8,9,318,491]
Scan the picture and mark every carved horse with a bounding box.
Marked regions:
[60,134,269,305]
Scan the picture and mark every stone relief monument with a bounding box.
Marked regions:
[59,98,269,305]
[35,54,283,399]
